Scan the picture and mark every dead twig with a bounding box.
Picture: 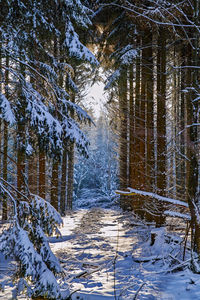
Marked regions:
[133,282,146,300]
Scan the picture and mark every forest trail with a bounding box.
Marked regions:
[49,208,171,300]
[50,208,144,299]
[1,207,200,299]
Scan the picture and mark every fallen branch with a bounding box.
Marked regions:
[116,187,188,208]
[133,282,146,300]
[133,254,167,263]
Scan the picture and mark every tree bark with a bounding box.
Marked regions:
[119,68,128,189]
[50,157,59,210]
[67,143,74,210]
[146,33,155,191]
[156,29,167,225]
[2,54,9,220]
[129,64,134,187]
[60,145,67,213]
[39,149,46,199]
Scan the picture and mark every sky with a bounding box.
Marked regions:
[84,81,108,119]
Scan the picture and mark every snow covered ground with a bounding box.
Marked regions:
[1,195,200,299]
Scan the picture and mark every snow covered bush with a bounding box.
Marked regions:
[0,191,67,299]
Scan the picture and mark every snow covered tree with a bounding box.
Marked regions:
[74,115,118,200]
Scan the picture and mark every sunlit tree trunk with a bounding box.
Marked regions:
[134,52,141,190]
[2,54,9,220]
[139,36,147,190]
[186,1,200,263]
[50,37,59,209]
[146,33,155,190]
[66,89,75,210]
[118,68,128,189]
[129,64,134,187]
[67,143,74,210]
[60,145,67,213]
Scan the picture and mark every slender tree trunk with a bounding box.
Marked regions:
[146,33,155,190]
[0,44,3,219]
[50,158,59,210]
[119,68,128,189]
[2,54,9,220]
[17,122,26,194]
[28,154,38,195]
[66,87,75,210]
[134,52,141,190]
[67,143,74,210]
[2,121,8,220]
[129,64,134,187]
[50,37,59,209]
[139,36,147,190]
[17,59,26,195]
[156,29,167,225]
[60,145,67,213]
[186,2,200,261]
[59,37,67,213]
[39,149,46,199]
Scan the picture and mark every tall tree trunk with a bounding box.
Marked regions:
[2,54,9,220]
[39,149,46,199]
[156,29,167,225]
[146,33,155,190]
[0,44,3,219]
[129,64,134,187]
[186,1,200,263]
[17,123,25,194]
[119,68,128,189]
[67,143,74,210]
[59,37,67,213]
[28,154,38,195]
[50,37,59,209]
[17,60,26,195]
[66,89,75,210]
[50,158,59,210]
[133,52,141,190]
[139,36,147,190]
[2,121,8,220]
[60,145,67,213]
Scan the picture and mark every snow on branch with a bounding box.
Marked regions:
[164,210,190,220]
[105,69,121,90]
[0,191,67,299]
[0,93,16,125]
[115,187,188,208]
[64,20,99,66]
[100,2,200,28]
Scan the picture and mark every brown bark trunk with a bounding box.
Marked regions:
[17,122,26,194]
[28,154,38,195]
[186,22,200,259]
[60,145,67,213]
[50,158,59,210]
[67,143,74,210]
[17,58,26,196]
[156,29,167,225]
[2,121,8,220]
[2,54,9,219]
[129,64,134,187]
[146,33,155,190]
[39,150,46,199]
[119,68,128,189]
[139,36,147,190]
[133,53,141,190]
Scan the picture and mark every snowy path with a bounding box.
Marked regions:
[1,207,200,299]
[50,208,163,299]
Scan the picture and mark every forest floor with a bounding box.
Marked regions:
[1,194,200,299]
